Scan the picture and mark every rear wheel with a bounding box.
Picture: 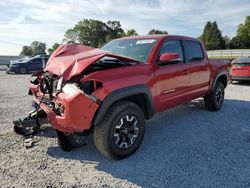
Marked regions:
[204,81,225,111]
[93,101,145,160]
[19,66,27,74]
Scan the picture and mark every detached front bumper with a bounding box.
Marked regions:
[30,82,100,133]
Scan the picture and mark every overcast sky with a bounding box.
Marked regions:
[0,0,250,55]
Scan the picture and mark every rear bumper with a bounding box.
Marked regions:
[232,76,250,81]
[231,65,250,81]
[30,83,100,133]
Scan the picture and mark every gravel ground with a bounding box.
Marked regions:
[0,65,250,187]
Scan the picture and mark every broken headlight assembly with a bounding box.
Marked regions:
[79,80,102,95]
[56,77,64,93]
[61,81,102,104]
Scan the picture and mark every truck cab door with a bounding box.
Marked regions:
[183,40,210,96]
[154,40,190,112]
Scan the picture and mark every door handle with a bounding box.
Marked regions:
[183,69,189,75]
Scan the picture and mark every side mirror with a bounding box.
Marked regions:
[159,52,180,64]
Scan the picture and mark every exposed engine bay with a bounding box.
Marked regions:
[29,56,134,105]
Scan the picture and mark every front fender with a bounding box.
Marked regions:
[93,84,154,126]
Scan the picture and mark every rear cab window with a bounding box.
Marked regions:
[183,40,204,62]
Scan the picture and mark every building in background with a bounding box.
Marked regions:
[0,55,22,66]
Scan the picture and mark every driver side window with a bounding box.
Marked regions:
[32,58,42,64]
[159,40,184,63]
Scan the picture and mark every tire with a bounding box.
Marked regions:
[19,66,27,74]
[57,130,88,152]
[93,100,145,160]
[204,81,225,111]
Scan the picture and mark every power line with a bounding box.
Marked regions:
[0,40,25,46]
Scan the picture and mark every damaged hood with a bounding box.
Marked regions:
[45,44,138,80]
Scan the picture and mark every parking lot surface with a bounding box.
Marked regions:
[0,67,250,187]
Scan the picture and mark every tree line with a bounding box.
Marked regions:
[20,16,250,56]
[200,16,250,50]
[20,19,168,56]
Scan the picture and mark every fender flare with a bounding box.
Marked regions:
[212,70,228,89]
[93,84,155,126]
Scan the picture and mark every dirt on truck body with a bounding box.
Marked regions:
[15,35,231,159]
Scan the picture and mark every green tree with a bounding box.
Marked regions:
[63,19,107,47]
[124,29,138,36]
[106,21,125,41]
[229,16,250,49]
[63,28,79,44]
[20,46,33,56]
[47,43,60,55]
[63,19,125,47]
[148,29,168,35]
[20,41,47,56]
[199,21,212,47]
[30,41,47,55]
[199,21,226,50]
[229,36,248,49]
[223,35,230,49]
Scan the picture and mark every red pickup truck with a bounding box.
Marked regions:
[21,35,231,159]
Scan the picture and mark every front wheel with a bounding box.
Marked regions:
[57,130,88,151]
[93,101,145,160]
[19,66,27,74]
[204,81,225,111]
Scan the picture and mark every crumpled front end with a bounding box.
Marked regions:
[29,72,101,133]
[27,44,139,133]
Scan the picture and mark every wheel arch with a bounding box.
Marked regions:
[18,65,28,74]
[213,71,228,89]
[93,85,155,126]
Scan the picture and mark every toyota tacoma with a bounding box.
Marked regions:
[14,35,231,159]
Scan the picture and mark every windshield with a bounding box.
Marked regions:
[101,38,157,63]
[232,57,250,64]
[20,56,30,61]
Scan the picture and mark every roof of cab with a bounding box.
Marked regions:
[116,34,201,43]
